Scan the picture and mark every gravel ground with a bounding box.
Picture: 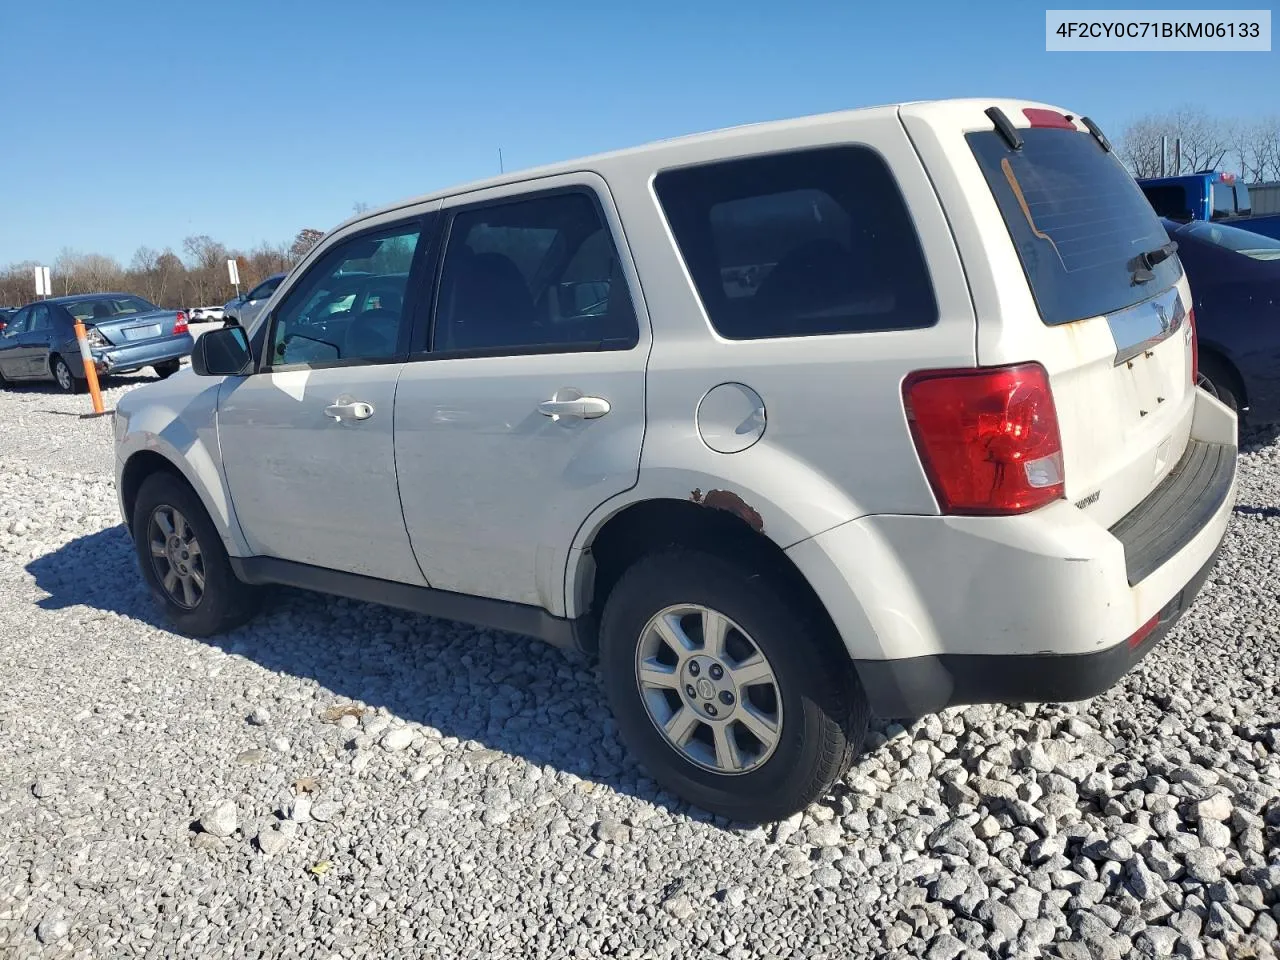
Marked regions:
[1,377,1278,959]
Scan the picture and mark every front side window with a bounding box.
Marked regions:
[268,223,422,367]
[654,146,938,340]
[29,305,52,331]
[433,191,638,353]
[6,307,32,335]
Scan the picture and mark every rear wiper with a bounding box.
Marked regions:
[1130,240,1178,284]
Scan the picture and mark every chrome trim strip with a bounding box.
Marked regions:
[1108,286,1184,366]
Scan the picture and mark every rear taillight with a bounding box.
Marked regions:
[1187,308,1198,386]
[903,362,1065,515]
[173,311,189,335]
[1127,613,1160,649]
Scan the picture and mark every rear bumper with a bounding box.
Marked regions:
[786,388,1238,719]
[854,534,1223,718]
[94,334,194,373]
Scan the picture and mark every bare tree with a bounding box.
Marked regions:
[1119,115,1169,177]
[290,228,325,261]
[1168,106,1231,174]
[1236,117,1280,182]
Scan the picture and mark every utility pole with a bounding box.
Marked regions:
[498,147,504,174]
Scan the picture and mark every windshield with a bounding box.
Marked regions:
[1183,220,1280,261]
[968,127,1181,326]
[64,296,159,321]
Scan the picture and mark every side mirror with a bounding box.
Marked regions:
[191,325,252,377]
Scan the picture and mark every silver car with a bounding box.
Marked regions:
[223,273,286,328]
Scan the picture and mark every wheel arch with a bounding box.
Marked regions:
[117,438,250,557]
[1197,342,1248,410]
[569,497,847,661]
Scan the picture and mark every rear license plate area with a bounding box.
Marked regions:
[122,324,161,341]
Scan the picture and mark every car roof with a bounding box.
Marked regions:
[45,292,146,304]
[329,97,1070,236]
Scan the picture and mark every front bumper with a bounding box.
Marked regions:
[94,333,194,373]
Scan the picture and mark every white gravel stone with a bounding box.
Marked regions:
[197,800,237,838]
[381,726,415,752]
[1193,793,1233,823]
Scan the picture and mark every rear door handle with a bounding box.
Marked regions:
[324,400,374,421]
[538,392,610,420]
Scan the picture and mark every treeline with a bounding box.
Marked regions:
[0,228,326,310]
[1118,107,1280,180]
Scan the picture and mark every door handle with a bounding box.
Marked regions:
[538,392,610,420]
[323,400,374,421]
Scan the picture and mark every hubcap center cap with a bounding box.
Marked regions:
[696,677,715,700]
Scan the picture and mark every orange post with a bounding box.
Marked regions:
[72,320,105,416]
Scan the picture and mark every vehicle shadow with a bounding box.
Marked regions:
[28,524,903,823]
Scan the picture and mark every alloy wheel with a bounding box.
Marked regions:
[147,505,206,609]
[635,603,783,775]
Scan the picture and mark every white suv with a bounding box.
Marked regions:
[114,99,1238,822]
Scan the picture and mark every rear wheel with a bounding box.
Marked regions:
[599,548,868,822]
[1197,355,1240,414]
[51,355,87,394]
[154,360,181,379]
[132,472,260,636]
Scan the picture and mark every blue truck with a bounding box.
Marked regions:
[1137,171,1280,240]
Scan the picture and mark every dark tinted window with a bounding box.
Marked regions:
[968,128,1180,326]
[433,191,638,353]
[1211,181,1237,219]
[248,276,282,301]
[269,223,421,366]
[654,146,937,340]
[1142,184,1191,219]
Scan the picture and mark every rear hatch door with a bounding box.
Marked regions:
[902,100,1195,529]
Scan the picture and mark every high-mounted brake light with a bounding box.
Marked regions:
[173,311,189,335]
[1022,108,1075,130]
[903,363,1065,515]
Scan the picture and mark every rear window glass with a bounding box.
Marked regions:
[654,146,937,340]
[1211,181,1237,218]
[968,128,1181,326]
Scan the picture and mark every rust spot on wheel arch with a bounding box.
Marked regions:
[689,488,764,533]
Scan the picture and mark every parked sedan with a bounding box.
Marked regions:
[223,273,286,328]
[0,294,194,392]
[1163,218,1280,424]
[0,307,13,332]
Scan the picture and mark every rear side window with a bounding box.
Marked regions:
[1142,184,1190,219]
[654,146,938,340]
[968,128,1180,326]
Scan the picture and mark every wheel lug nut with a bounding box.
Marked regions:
[719,691,734,705]
[705,704,718,717]
[685,684,697,698]
[688,662,700,677]
[709,664,723,680]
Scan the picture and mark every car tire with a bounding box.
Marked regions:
[51,355,87,394]
[132,472,261,637]
[154,360,182,379]
[1197,357,1239,414]
[598,547,868,823]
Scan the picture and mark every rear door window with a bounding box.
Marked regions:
[968,128,1181,326]
[654,146,938,340]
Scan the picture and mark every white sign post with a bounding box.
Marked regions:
[42,266,51,298]
[33,266,46,297]
[227,258,241,299]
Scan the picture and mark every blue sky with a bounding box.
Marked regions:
[0,0,1274,265]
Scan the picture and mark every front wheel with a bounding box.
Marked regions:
[599,548,868,822]
[153,360,182,379]
[51,355,88,394]
[132,472,261,636]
